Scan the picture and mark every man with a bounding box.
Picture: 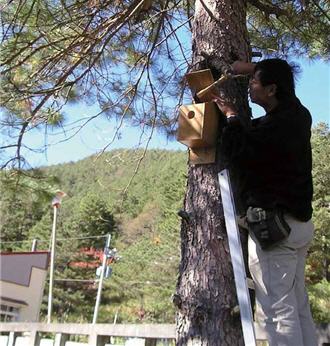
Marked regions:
[213,59,318,346]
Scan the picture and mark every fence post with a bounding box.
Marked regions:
[28,330,40,346]
[54,333,70,346]
[88,332,109,346]
[7,332,20,346]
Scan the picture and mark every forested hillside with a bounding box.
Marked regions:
[1,149,187,323]
[1,125,329,323]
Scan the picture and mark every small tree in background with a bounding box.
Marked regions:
[306,123,330,323]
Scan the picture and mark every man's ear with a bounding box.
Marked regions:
[267,84,277,97]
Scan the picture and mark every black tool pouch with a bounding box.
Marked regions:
[246,207,291,250]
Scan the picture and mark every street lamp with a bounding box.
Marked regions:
[47,190,66,324]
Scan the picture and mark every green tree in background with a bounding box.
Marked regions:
[309,123,330,282]
[307,123,330,323]
[48,194,117,321]
[0,171,58,251]
[75,192,117,247]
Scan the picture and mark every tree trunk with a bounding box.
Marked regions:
[175,0,251,344]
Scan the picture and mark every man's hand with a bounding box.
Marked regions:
[211,93,237,117]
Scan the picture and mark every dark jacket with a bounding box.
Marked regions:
[221,98,313,222]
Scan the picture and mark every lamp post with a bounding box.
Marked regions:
[92,234,111,324]
[47,191,66,324]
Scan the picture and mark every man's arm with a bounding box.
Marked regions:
[232,61,255,75]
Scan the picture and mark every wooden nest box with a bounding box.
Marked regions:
[177,102,219,148]
[177,69,221,165]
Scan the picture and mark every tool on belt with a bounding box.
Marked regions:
[246,207,291,250]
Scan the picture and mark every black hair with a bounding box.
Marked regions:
[254,59,298,102]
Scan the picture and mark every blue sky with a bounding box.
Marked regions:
[21,58,329,167]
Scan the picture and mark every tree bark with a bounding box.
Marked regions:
[175,0,251,345]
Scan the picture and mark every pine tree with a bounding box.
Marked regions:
[309,123,330,282]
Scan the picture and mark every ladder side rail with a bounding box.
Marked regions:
[218,169,256,346]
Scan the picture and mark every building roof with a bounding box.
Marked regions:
[0,252,49,287]
[0,296,28,306]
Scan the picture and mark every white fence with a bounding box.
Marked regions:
[0,324,174,346]
[0,323,329,346]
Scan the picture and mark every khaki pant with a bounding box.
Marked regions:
[248,214,318,346]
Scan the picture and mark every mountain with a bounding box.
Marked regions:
[1,149,187,323]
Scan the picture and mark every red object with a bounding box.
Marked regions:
[69,247,104,269]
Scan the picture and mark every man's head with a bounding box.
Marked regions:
[249,59,297,110]
[254,59,296,101]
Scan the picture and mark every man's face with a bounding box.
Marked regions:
[249,71,276,108]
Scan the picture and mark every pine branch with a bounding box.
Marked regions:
[248,0,287,18]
